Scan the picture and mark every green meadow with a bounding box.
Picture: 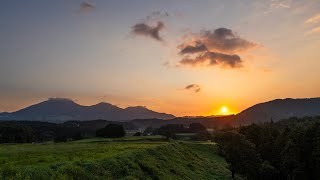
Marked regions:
[0,136,235,180]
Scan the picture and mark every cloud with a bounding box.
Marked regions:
[200,28,257,53]
[180,52,242,68]
[178,28,256,54]
[146,11,170,20]
[185,84,201,93]
[305,13,320,24]
[77,2,95,13]
[179,42,207,54]
[305,26,320,36]
[177,27,256,69]
[270,1,291,9]
[131,21,165,41]
[252,0,292,15]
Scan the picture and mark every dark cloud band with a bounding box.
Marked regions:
[180,51,242,68]
[179,42,207,54]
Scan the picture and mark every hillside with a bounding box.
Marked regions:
[236,98,320,125]
[0,98,174,122]
[0,139,234,179]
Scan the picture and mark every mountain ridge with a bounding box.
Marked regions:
[1,97,320,124]
[236,97,320,125]
[0,98,175,122]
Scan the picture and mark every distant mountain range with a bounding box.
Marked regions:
[129,98,320,128]
[0,98,175,122]
[0,97,320,125]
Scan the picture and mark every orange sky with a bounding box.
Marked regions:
[0,1,320,116]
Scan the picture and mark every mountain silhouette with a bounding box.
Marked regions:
[129,98,320,128]
[236,98,320,125]
[0,98,175,122]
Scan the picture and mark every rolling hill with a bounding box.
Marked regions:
[236,98,320,125]
[0,139,233,179]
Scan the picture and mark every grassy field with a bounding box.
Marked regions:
[0,136,235,180]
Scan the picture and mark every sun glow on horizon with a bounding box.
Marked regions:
[221,106,228,114]
[204,105,236,116]
[220,106,230,115]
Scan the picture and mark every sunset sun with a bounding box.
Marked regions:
[220,106,229,114]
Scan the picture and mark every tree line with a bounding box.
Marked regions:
[215,116,320,179]
[0,120,126,143]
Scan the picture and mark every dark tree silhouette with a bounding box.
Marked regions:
[215,132,261,179]
[96,124,126,138]
[189,123,207,132]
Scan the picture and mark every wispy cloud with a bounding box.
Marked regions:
[270,0,291,9]
[305,13,320,24]
[131,21,165,41]
[262,0,292,14]
[177,28,257,69]
[305,26,320,36]
[185,84,201,93]
[131,11,170,42]
[304,13,320,36]
[146,11,170,20]
[76,2,95,14]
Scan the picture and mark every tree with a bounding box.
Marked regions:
[189,123,206,133]
[133,131,142,136]
[193,131,211,141]
[143,127,154,136]
[215,132,261,179]
[96,124,126,138]
[157,124,184,140]
[260,161,278,180]
[73,131,83,140]
[0,125,36,143]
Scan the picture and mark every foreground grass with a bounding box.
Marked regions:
[0,137,234,179]
[0,136,166,167]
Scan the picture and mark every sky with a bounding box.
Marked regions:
[1,0,320,116]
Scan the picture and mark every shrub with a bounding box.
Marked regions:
[96,124,126,138]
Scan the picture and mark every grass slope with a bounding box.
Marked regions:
[0,138,233,179]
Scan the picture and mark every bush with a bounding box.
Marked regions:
[192,130,212,141]
[73,132,84,140]
[96,124,126,138]
[54,136,68,143]
[133,132,142,136]
[189,123,207,133]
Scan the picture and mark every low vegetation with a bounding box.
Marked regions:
[2,116,320,179]
[0,137,235,179]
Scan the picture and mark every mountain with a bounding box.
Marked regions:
[130,98,320,129]
[0,98,175,122]
[236,98,320,125]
